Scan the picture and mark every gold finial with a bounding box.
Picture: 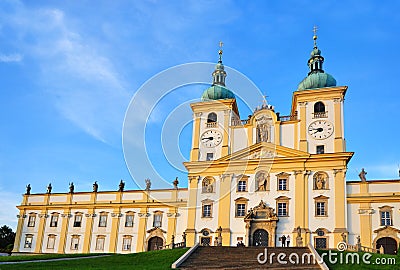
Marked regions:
[312,26,318,47]
[218,41,223,62]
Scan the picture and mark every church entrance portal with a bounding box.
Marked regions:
[376,237,397,255]
[147,236,163,251]
[253,229,269,246]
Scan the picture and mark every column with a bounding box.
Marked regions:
[109,208,121,253]
[12,210,26,253]
[218,174,232,246]
[185,176,199,246]
[136,209,148,252]
[333,169,347,246]
[58,209,71,253]
[293,170,310,246]
[82,208,94,253]
[221,110,230,156]
[298,102,308,152]
[167,208,178,245]
[190,112,201,161]
[333,98,345,152]
[34,209,47,253]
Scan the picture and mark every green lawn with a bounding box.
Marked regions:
[0,253,105,262]
[0,248,189,270]
[318,250,400,270]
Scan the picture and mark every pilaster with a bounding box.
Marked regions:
[57,209,71,253]
[109,208,121,253]
[333,98,345,152]
[186,176,199,246]
[190,113,201,161]
[82,209,94,253]
[12,209,26,253]
[298,102,308,152]
[34,209,47,253]
[218,174,232,246]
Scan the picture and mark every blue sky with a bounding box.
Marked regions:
[1,0,399,229]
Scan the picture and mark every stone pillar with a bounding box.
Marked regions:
[298,101,308,152]
[190,113,201,161]
[109,208,121,253]
[186,176,199,246]
[58,209,71,253]
[12,210,26,253]
[218,174,232,246]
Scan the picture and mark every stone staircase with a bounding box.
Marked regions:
[177,246,323,269]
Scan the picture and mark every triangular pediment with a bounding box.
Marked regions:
[217,142,309,162]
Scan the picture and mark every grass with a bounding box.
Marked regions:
[318,250,400,270]
[0,248,189,270]
[0,253,105,262]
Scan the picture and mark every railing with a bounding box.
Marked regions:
[158,234,187,250]
[277,113,298,122]
[231,118,249,126]
[313,111,328,119]
[206,122,217,128]
[346,243,378,253]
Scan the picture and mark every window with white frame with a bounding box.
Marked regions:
[125,213,134,227]
[95,236,105,251]
[278,179,287,191]
[379,206,393,226]
[47,234,56,249]
[236,203,246,217]
[153,212,162,227]
[276,172,290,191]
[99,213,107,227]
[316,202,326,216]
[27,214,36,227]
[24,234,33,248]
[71,235,80,250]
[314,195,328,217]
[237,180,247,192]
[73,214,82,227]
[277,202,288,217]
[202,204,212,218]
[50,214,59,227]
[122,237,132,251]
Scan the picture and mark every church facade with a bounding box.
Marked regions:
[12,34,400,255]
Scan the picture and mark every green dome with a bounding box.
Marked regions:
[297,72,336,91]
[201,85,235,101]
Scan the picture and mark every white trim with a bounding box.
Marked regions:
[171,243,199,269]
[307,243,329,270]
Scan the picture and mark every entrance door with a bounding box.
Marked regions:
[376,237,398,255]
[253,229,269,246]
[148,236,163,251]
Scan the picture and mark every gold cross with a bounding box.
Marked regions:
[313,26,318,36]
[219,41,224,49]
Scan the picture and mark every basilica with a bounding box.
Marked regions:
[12,33,400,256]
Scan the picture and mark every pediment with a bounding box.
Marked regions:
[373,226,400,234]
[147,227,167,234]
[217,142,309,162]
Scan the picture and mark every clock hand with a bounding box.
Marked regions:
[202,137,214,141]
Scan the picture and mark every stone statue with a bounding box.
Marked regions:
[93,181,98,192]
[26,184,31,195]
[256,173,267,191]
[47,183,52,194]
[296,226,301,238]
[315,174,325,189]
[118,180,125,192]
[69,182,74,193]
[341,232,347,243]
[182,232,187,246]
[216,226,222,246]
[145,178,151,190]
[173,177,179,189]
[202,179,213,193]
[359,168,367,182]
[356,235,361,244]
[296,226,303,247]
[256,124,269,143]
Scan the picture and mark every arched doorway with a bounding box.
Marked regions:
[253,229,269,246]
[376,237,398,255]
[147,236,163,251]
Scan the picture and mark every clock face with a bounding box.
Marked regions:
[308,120,334,140]
[201,130,223,147]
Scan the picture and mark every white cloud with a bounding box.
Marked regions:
[0,53,23,62]
[0,189,20,231]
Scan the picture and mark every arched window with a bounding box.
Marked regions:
[207,112,217,123]
[314,102,325,113]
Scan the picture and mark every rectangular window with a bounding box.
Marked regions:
[236,204,246,217]
[153,214,162,227]
[202,204,212,218]
[206,153,214,161]
[315,238,327,249]
[99,214,107,227]
[278,179,287,190]
[316,202,326,216]
[125,214,134,227]
[380,211,392,226]
[24,235,33,248]
[316,145,325,154]
[47,235,55,249]
[95,237,105,251]
[71,237,79,250]
[50,215,58,227]
[28,216,36,227]
[277,202,287,216]
[73,215,82,227]
[237,180,247,192]
[122,237,132,251]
